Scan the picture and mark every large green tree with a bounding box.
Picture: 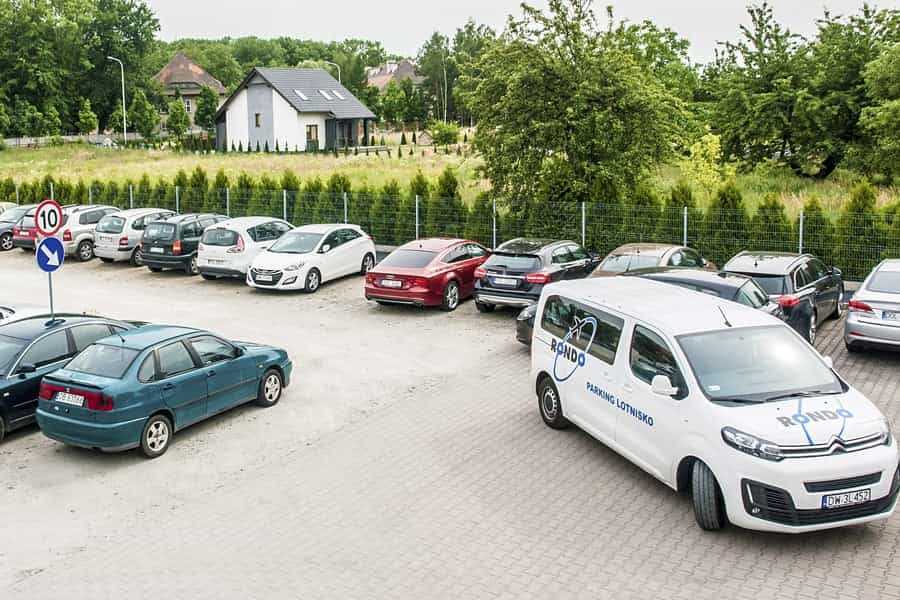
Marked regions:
[166,98,190,141]
[859,43,900,177]
[128,88,159,139]
[194,85,219,133]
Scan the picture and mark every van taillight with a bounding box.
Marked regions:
[777,295,801,309]
[62,229,72,242]
[228,234,245,253]
[172,240,182,254]
[525,272,551,284]
[84,390,114,411]
[474,266,487,279]
[848,299,873,313]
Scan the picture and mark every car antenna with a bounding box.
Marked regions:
[718,305,732,328]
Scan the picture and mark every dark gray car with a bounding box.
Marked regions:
[0,205,36,252]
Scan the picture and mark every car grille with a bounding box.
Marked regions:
[742,470,899,526]
[250,268,283,286]
[778,431,887,458]
[804,472,882,493]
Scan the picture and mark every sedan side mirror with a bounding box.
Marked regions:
[17,363,37,376]
[651,374,679,397]
[320,244,331,253]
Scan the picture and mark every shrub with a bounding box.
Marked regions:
[698,181,749,267]
[370,180,401,244]
[429,121,459,146]
[751,195,794,253]
[426,167,466,237]
[835,181,885,280]
[465,193,494,247]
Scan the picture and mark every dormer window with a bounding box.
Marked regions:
[294,89,309,101]
[318,90,333,100]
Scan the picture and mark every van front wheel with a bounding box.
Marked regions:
[537,377,568,430]
[691,460,727,531]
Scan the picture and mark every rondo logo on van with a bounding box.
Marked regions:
[777,409,853,428]
[551,315,597,382]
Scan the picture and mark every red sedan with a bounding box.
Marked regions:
[365,238,491,310]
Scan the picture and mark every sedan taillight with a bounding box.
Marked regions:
[474,266,486,279]
[525,272,552,285]
[777,295,801,309]
[848,299,873,314]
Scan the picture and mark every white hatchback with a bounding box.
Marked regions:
[532,277,898,533]
[95,208,175,265]
[197,217,293,280]
[247,224,376,293]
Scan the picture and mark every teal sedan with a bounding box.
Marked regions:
[35,325,293,458]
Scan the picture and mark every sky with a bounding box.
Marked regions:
[147,0,889,64]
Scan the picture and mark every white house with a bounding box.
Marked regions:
[215,68,377,152]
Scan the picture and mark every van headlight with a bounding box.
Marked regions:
[722,427,783,462]
[284,262,304,272]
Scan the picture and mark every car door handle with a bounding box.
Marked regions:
[162,383,175,391]
[207,370,216,378]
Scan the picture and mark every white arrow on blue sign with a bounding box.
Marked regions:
[36,237,65,273]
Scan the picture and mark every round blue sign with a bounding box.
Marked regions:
[36,237,65,273]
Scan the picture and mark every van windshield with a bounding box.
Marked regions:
[678,326,842,404]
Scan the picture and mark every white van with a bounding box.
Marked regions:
[531,277,898,533]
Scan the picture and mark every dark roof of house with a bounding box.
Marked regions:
[154,52,226,94]
[216,68,376,121]
[367,59,425,91]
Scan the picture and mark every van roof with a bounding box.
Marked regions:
[546,277,778,336]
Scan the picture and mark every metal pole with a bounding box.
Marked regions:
[798,209,805,254]
[492,198,497,249]
[49,182,54,200]
[343,191,348,223]
[129,185,134,209]
[415,195,420,240]
[683,206,688,247]
[581,201,586,248]
[226,188,230,217]
[108,56,127,145]
[176,186,180,213]
[88,187,92,204]
[48,273,54,322]
[283,189,288,221]
[15,184,19,205]
[322,60,341,84]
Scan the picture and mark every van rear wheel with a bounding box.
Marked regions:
[537,377,569,429]
[691,461,727,531]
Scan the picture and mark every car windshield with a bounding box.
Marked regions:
[599,254,659,273]
[0,334,26,377]
[867,271,900,294]
[202,228,239,247]
[737,281,769,308]
[0,207,30,224]
[96,216,125,234]
[379,249,437,269]
[144,222,175,241]
[678,325,842,404]
[485,253,541,272]
[746,274,786,295]
[66,344,139,379]
[268,231,322,254]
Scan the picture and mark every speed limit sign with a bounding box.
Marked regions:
[35,199,63,237]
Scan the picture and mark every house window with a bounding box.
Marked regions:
[183,97,192,112]
[306,124,318,142]
[294,89,309,101]
[254,113,261,128]
[332,90,346,100]
[317,90,333,100]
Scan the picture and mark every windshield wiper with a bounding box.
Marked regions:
[764,390,842,403]
[710,397,765,405]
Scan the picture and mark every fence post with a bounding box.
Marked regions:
[226,188,230,217]
[492,198,497,249]
[343,191,348,224]
[129,185,134,209]
[15,184,19,205]
[683,206,688,247]
[176,186,180,213]
[798,208,805,254]
[581,201,587,248]
[88,186,92,204]
[415,195,420,240]
[283,189,288,221]
[49,182,54,200]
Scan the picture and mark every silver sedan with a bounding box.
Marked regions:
[845,259,900,352]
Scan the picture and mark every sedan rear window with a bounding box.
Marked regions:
[96,216,125,234]
[484,253,541,272]
[748,275,787,296]
[868,271,900,294]
[144,222,175,241]
[379,249,437,269]
[66,344,139,379]
[202,228,239,247]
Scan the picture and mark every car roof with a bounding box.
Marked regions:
[630,267,751,290]
[398,237,466,252]
[496,238,567,254]
[723,251,810,275]
[63,204,117,214]
[608,243,681,257]
[877,259,900,273]
[157,213,218,224]
[0,315,117,341]
[295,223,361,234]
[212,216,287,230]
[106,208,171,219]
[100,324,200,350]
[547,277,777,337]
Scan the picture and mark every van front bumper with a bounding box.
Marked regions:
[36,408,145,452]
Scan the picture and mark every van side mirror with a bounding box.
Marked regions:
[320,244,331,253]
[651,374,679,397]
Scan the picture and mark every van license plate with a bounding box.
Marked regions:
[381,279,402,288]
[493,277,517,287]
[150,247,164,254]
[822,489,871,509]
[54,392,84,407]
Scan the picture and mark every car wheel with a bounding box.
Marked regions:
[184,255,199,276]
[140,414,172,459]
[360,253,375,275]
[691,460,727,531]
[475,301,495,313]
[99,257,114,263]
[807,310,818,345]
[441,281,460,311]
[0,415,6,442]
[255,369,283,407]
[845,340,860,353]
[0,232,13,251]
[537,377,569,429]
[148,266,163,273]
[76,240,94,262]
[305,268,321,293]
[831,286,844,319]
[130,246,143,266]
[200,273,218,281]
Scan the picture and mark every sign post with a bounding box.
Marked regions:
[34,199,64,321]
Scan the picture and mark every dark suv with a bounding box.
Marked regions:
[141,213,227,275]
[473,238,599,312]
[722,251,844,344]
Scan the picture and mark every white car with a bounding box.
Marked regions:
[532,277,898,533]
[198,216,293,280]
[95,208,175,266]
[247,224,376,293]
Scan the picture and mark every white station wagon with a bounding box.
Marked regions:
[531,277,898,533]
[95,208,176,265]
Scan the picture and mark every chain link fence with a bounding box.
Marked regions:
[7,183,899,281]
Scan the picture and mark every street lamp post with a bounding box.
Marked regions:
[107,56,127,144]
[323,60,341,85]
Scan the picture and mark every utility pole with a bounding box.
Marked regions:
[107,56,127,144]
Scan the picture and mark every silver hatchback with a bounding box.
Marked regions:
[845,259,900,352]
